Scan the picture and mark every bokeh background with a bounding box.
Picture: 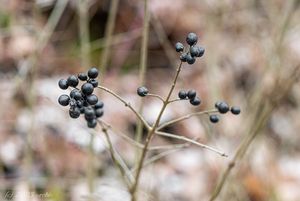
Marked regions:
[1,0,300,201]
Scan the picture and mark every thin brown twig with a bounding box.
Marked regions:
[96,85,151,130]
[155,131,228,157]
[157,109,218,130]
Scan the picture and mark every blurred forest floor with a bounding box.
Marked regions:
[1,0,300,201]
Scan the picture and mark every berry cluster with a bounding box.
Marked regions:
[178,89,201,106]
[58,67,104,128]
[209,101,241,123]
[175,32,205,64]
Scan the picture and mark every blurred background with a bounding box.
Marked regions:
[1,0,300,201]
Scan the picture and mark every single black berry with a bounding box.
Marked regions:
[178,90,187,99]
[69,107,81,119]
[175,42,184,52]
[190,97,201,106]
[217,102,229,114]
[87,94,98,105]
[190,46,200,57]
[197,47,205,57]
[58,94,70,106]
[81,83,94,95]
[88,67,99,79]
[67,75,79,87]
[94,100,104,109]
[209,115,219,123]
[186,33,198,46]
[84,108,95,120]
[180,53,188,62]
[187,90,197,100]
[215,101,222,109]
[186,54,196,64]
[87,119,97,128]
[78,73,88,81]
[70,89,80,98]
[231,106,241,115]
[137,86,148,97]
[88,79,98,87]
[95,109,104,118]
[76,100,83,108]
[58,79,68,90]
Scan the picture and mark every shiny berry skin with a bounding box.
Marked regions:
[197,47,205,57]
[137,86,148,97]
[87,119,97,128]
[217,102,229,114]
[81,83,94,95]
[58,94,70,106]
[180,53,188,62]
[215,101,222,109]
[69,107,81,119]
[190,46,200,57]
[58,79,69,90]
[94,101,104,109]
[88,79,98,87]
[175,42,184,52]
[186,33,198,46]
[87,94,98,105]
[88,67,99,79]
[95,109,104,118]
[178,90,187,99]
[67,75,79,87]
[209,115,219,123]
[84,108,95,120]
[231,106,241,115]
[187,90,197,100]
[70,89,80,98]
[186,54,196,64]
[78,73,88,81]
[190,97,201,106]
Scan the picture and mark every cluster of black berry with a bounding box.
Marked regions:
[178,89,201,106]
[209,101,241,123]
[175,32,205,64]
[57,67,104,128]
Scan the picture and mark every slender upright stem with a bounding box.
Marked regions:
[100,0,119,74]
[130,61,183,201]
[135,0,150,165]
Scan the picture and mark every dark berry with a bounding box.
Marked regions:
[180,53,188,62]
[76,100,83,108]
[69,107,81,119]
[58,79,68,90]
[190,46,200,57]
[178,90,187,99]
[70,89,80,98]
[88,79,98,87]
[84,108,95,120]
[78,73,88,81]
[217,102,229,114]
[137,86,148,97]
[58,94,70,106]
[87,94,98,105]
[186,54,196,64]
[94,100,104,109]
[190,97,201,106]
[81,83,94,95]
[215,101,222,109]
[175,42,184,52]
[95,109,104,118]
[186,33,198,46]
[209,115,219,123]
[69,99,76,107]
[187,90,197,100]
[88,67,99,79]
[231,106,241,115]
[196,47,205,57]
[87,119,97,128]
[67,75,79,87]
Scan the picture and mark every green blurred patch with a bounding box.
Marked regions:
[0,11,10,28]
